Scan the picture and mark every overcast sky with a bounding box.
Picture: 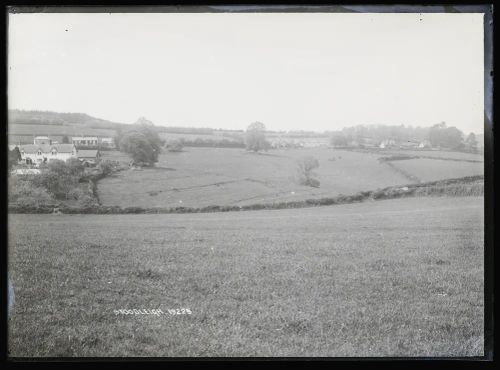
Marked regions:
[8,12,484,133]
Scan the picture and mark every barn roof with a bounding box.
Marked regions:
[19,144,75,154]
[77,149,100,158]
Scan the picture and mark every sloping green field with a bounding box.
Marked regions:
[8,197,484,357]
[98,148,484,208]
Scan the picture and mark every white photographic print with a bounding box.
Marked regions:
[6,6,491,359]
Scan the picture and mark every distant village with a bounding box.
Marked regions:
[7,109,483,177]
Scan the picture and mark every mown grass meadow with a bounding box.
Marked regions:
[8,197,483,357]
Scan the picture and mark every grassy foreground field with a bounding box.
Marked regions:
[8,197,483,357]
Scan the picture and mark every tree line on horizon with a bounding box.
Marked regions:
[330,122,480,153]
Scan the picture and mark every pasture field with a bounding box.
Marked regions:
[8,197,483,357]
[98,148,411,208]
[389,159,484,183]
[356,148,484,162]
[98,148,484,208]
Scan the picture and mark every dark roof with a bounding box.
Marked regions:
[19,144,75,154]
[77,149,100,158]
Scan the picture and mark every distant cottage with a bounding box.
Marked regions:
[17,137,77,166]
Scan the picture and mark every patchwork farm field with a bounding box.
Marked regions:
[390,158,484,183]
[98,148,484,208]
[352,148,484,162]
[8,197,483,357]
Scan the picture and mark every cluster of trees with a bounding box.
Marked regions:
[330,124,430,147]
[115,118,164,166]
[329,122,480,153]
[115,118,273,162]
[428,122,478,153]
[9,159,94,207]
[9,158,123,208]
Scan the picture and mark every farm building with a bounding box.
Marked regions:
[418,140,432,149]
[72,136,99,147]
[33,136,52,145]
[17,143,77,166]
[399,140,421,149]
[100,137,115,148]
[77,149,101,166]
[379,139,397,149]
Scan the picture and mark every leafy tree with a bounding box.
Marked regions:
[114,127,123,150]
[165,139,184,152]
[428,122,464,150]
[245,121,267,152]
[62,135,70,144]
[465,133,478,153]
[330,132,348,147]
[296,156,320,188]
[117,120,162,166]
[119,132,158,166]
[444,126,465,150]
[135,117,154,126]
[8,147,21,170]
[134,124,162,155]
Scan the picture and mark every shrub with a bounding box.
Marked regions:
[68,187,86,200]
[9,179,56,207]
[47,158,84,176]
[32,172,79,200]
[165,139,184,152]
[296,156,320,188]
[77,194,98,207]
[98,160,122,176]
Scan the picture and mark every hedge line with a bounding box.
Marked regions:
[8,175,484,214]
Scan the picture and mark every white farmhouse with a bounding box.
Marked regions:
[18,143,78,166]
